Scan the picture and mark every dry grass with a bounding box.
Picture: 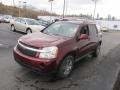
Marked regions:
[0,3,57,19]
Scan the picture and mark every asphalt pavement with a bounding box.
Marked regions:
[0,23,120,90]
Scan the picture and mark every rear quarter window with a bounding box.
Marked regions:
[88,24,98,36]
[15,18,21,23]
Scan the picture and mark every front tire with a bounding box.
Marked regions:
[26,29,32,34]
[11,25,15,31]
[92,45,101,57]
[57,55,74,78]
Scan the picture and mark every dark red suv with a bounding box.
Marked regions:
[13,20,102,78]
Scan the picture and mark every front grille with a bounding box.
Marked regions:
[17,42,37,57]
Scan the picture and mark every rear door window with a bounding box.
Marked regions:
[15,18,21,23]
[20,19,26,24]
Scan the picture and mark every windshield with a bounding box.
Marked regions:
[4,15,12,19]
[26,19,40,25]
[43,22,79,37]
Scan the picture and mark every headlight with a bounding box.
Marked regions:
[39,46,58,59]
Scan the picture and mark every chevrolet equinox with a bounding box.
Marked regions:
[13,20,102,78]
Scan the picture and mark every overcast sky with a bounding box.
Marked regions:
[1,0,120,18]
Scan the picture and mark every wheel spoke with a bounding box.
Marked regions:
[63,57,73,75]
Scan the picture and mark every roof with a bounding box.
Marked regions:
[17,17,35,20]
[61,19,96,25]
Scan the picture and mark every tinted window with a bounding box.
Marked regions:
[15,18,21,23]
[80,25,89,35]
[43,22,79,37]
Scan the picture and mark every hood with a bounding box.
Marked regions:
[19,32,70,48]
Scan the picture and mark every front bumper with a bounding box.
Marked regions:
[13,46,57,74]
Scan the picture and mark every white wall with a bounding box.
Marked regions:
[96,20,120,30]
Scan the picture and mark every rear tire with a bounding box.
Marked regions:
[56,55,74,78]
[92,45,101,57]
[26,29,32,34]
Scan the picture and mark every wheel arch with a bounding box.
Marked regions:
[56,50,76,78]
[99,41,102,45]
[57,50,77,68]
[63,50,76,60]
[26,27,32,33]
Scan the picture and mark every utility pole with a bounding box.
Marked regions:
[62,0,65,18]
[12,0,15,16]
[0,0,2,4]
[65,0,68,15]
[19,1,21,17]
[23,1,27,17]
[49,0,54,22]
[13,0,15,7]
[23,2,27,8]
[92,0,97,20]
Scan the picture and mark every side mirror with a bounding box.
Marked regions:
[79,34,89,40]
